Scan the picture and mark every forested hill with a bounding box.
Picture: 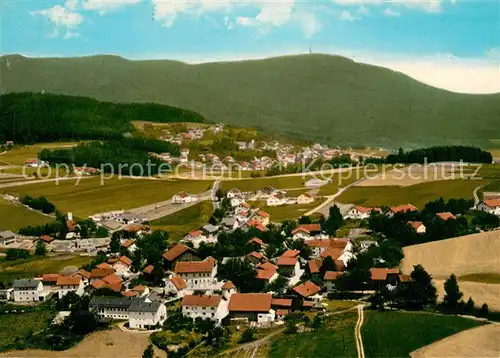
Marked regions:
[0,92,206,143]
[1,54,499,148]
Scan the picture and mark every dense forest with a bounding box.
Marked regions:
[39,138,180,176]
[386,146,493,164]
[0,93,206,144]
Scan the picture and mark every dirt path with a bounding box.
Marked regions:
[354,305,366,358]
[220,328,285,356]
[410,323,500,358]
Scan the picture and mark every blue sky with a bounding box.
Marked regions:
[2,0,499,93]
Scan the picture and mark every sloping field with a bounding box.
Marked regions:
[401,231,500,279]
[0,197,52,231]
[411,323,500,358]
[1,327,165,358]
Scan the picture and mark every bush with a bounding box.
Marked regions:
[238,328,256,343]
[21,196,56,214]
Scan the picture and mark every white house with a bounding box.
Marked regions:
[12,279,43,302]
[252,211,270,226]
[0,230,16,246]
[230,197,245,208]
[24,159,49,168]
[227,188,242,199]
[129,299,167,330]
[291,224,322,241]
[305,178,331,188]
[277,251,301,277]
[181,294,229,324]
[344,206,381,220]
[221,281,237,299]
[305,239,333,259]
[297,193,315,205]
[121,239,137,253]
[56,276,84,299]
[174,257,217,289]
[111,256,133,277]
[267,193,287,206]
[477,199,500,216]
[172,191,197,204]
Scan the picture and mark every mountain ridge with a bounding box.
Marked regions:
[1,53,499,148]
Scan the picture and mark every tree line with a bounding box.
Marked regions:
[39,137,180,176]
[386,145,492,164]
[0,92,206,144]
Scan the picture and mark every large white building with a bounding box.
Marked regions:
[181,294,229,324]
[174,258,217,289]
[129,299,167,329]
[56,276,84,299]
[344,206,381,220]
[12,279,43,302]
[89,296,167,329]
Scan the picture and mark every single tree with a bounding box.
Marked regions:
[35,240,47,256]
[443,274,463,312]
[142,344,154,358]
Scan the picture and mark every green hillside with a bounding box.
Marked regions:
[1,54,499,148]
[0,92,205,143]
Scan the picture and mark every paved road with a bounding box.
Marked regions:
[473,185,483,208]
[303,177,366,216]
[128,190,212,221]
[355,305,366,358]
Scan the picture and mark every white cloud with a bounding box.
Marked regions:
[340,10,357,21]
[294,11,322,38]
[383,8,400,17]
[152,0,231,27]
[356,5,370,16]
[82,0,142,14]
[31,5,84,38]
[65,0,79,10]
[334,0,443,13]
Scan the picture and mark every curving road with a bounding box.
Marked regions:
[355,305,366,358]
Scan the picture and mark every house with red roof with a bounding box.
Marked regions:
[253,211,270,226]
[162,243,200,269]
[247,237,267,252]
[436,212,457,221]
[297,192,315,205]
[323,271,344,291]
[56,275,84,299]
[344,206,382,220]
[291,224,322,240]
[255,261,279,283]
[228,293,275,323]
[267,192,287,207]
[181,294,229,324]
[172,191,197,204]
[370,268,401,288]
[292,281,321,300]
[277,250,301,278]
[165,275,188,297]
[221,281,237,299]
[174,257,217,289]
[111,256,133,277]
[387,204,418,217]
[408,221,426,234]
[478,199,500,216]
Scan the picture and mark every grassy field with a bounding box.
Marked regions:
[337,179,491,208]
[269,312,358,358]
[0,309,55,351]
[0,255,92,283]
[0,178,212,218]
[362,310,485,358]
[321,299,360,312]
[149,201,213,241]
[459,273,500,284]
[0,197,53,232]
[0,143,80,166]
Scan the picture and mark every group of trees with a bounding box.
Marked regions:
[440,274,489,317]
[386,146,493,164]
[0,93,205,144]
[367,197,494,247]
[21,196,55,214]
[39,137,180,176]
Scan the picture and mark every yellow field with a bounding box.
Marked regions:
[402,231,500,279]
[0,177,213,218]
[411,323,500,358]
[2,327,165,358]
[402,231,500,312]
[337,179,491,209]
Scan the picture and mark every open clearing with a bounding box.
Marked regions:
[268,311,358,358]
[362,310,485,358]
[0,143,80,166]
[401,231,500,279]
[0,255,93,283]
[411,323,500,358]
[149,201,213,241]
[0,197,53,231]
[337,179,491,208]
[1,327,165,358]
[257,200,323,221]
[0,177,212,218]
